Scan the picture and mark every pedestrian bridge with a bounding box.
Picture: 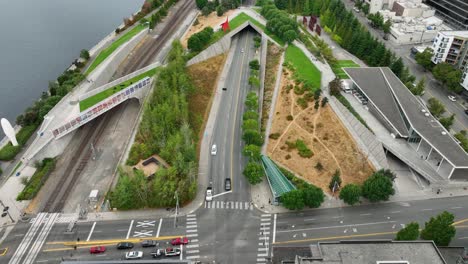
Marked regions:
[21,62,158,162]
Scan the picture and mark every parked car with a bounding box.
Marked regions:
[448,95,457,102]
[89,246,106,254]
[211,144,217,155]
[225,178,231,191]
[125,251,143,259]
[171,237,189,246]
[141,240,157,247]
[206,187,213,201]
[151,249,163,258]
[116,242,134,250]
[165,247,181,257]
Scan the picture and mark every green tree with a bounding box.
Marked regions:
[420,211,456,246]
[242,119,259,131]
[80,49,90,60]
[196,0,208,9]
[243,129,263,146]
[415,48,434,71]
[249,59,260,70]
[396,222,420,241]
[242,144,261,161]
[432,62,462,92]
[362,3,370,15]
[428,97,445,118]
[339,184,361,205]
[281,189,305,210]
[446,69,463,93]
[390,57,404,78]
[454,131,468,152]
[329,78,341,96]
[243,161,264,184]
[321,97,328,107]
[439,114,455,130]
[243,110,259,120]
[382,19,392,35]
[301,185,325,208]
[249,76,260,88]
[411,78,425,96]
[187,35,202,52]
[216,5,224,16]
[245,92,258,110]
[329,170,342,192]
[362,171,395,202]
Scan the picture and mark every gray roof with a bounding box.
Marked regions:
[344,67,468,168]
[273,241,447,264]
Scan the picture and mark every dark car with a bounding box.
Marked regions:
[116,242,134,249]
[465,109,468,115]
[225,178,231,191]
[141,240,157,247]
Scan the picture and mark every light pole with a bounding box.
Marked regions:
[173,191,179,228]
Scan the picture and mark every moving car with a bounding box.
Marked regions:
[116,242,134,249]
[151,249,163,258]
[125,251,143,259]
[448,95,457,102]
[206,187,213,201]
[165,247,181,257]
[225,178,231,191]
[211,144,217,155]
[89,246,106,254]
[171,237,189,245]
[141,240,157,247]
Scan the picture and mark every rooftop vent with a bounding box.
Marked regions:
[441,131,447,135]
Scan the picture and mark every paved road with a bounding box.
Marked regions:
[341,0,468,133]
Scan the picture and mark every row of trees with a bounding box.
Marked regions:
[396,211,456,246]
[196,0,240,17]
[188,27,214,53]
[148,0,180,29]
[338,169,396,205]
[116,41,197,209]
[261,4,299,44]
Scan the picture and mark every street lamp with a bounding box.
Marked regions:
[173,191,179,228]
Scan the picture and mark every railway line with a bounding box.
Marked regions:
[41,0,196,213]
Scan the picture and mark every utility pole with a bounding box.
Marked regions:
[173,191,179,228]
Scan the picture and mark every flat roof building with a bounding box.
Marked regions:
[424,0,468,30]
[272,240,465,264]
[343,67,468,182]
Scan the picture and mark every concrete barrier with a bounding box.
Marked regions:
[258,33,268,129]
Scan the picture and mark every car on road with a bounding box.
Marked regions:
[116,242,134,250]
[89,246,106,254]
[125,251,143,259]
[241,48,244,53]
[151,249,163,258]
[165,247,181,257]
[171,237,189,246]
[206,186,213,201]
[225,178,231,191]
[353,7,360,12]
[448,95,457,102]
[211,144,217,155]
[141,240,157,247]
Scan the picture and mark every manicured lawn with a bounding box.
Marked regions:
[79,67,159,111]
[285,44,321,90]
[331,60,360,79]
[210,12,285,46]
[85,24,147,75]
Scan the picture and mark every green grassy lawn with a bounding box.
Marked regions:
[331,60,360,79]
[285,44,321,90]
[210,12,284,46]
[79,67,159,112]
[85,24,147,75]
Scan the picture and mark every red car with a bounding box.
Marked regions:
[89,246,106,254]
[170,237,188,245]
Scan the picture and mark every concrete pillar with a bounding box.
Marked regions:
[416,138,424,151]
[427,146,433,160]
[448,166,455,179]
[436,157,444,172]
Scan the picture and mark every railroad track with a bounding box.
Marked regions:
[41,0,195,213]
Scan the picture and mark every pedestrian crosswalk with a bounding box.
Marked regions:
[256,214,272,264]
[29,213,77,224]
[204,201,254,210]
[185,214,200,260]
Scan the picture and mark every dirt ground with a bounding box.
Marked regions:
[187,53,227,157]
[262,42,283,130]
[181,10,237,48]
[267,69,374,194]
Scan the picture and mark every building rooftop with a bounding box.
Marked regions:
[344,67,468,168]
[438,30,468,38]
[273,240,448,264]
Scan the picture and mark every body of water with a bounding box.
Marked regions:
[0,0,144,134]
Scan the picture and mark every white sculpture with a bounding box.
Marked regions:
[1,118,18,146]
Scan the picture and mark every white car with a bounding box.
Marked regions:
[353,7,360,13]
[241,48,244,53]
[206,187,213,201]
[448,95,457,102]
[125,251,143,259]
[164,247,181,257]
[211,144,217,155]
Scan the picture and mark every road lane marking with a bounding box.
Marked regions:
[45,235,181,247]
[304,218,315,221]
[273,214,277,244]
[126,220,134,239]
[273,230,399,245]
[187,218,196,221]
[133,230,153,237]
[360,213,372,216]
[453,218,468,226]
[186,234,198,238]
[261,214,271,217]
[458,237,468,240]
[187,214,196,217]
[421,209,433,211]
[156,218,162,238]
[277,221,396,233]
[187,221,197,225]
[451,207,463,209]
[187,249,200,254]
[391,211,401,214]
[186,229,198,233]
[186,255,200,259]
[136,220,156,227]
[23,213,59,264]
[261,218,270,222]
[180,244,183,261]
[87,222,96,242]
[186,244,199,248]
[9,213,48,264]
[186,225,197,229]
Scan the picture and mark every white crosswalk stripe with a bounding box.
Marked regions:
[185,215,200,261]
[186,255,201,260]
[256,215,272,263]
[204,201,254,210]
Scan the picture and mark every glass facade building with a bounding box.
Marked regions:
[425,0,468,30]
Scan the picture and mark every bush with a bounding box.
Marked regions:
[297,97,308,109]
[286,115,293,121]
[339,184,361,205]
[328,170,341,191]
[314,162,323,171]
[269,133,280,139]
[281,189,304,210]
[396,222,420,241]
[362,171,395,202]
[295,139,313,158]
[17,158,55,200]
[302,185,324,208]
[249,59,260,70]
[187,27,214,52]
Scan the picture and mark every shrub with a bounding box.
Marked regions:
[281,189,304,210]
[339,184,361,205]
[295,139,313,158]
[269,133,280,139]
[395,222,420,241]
[17,158,55,200]
[328,170,342,191]
[302,185,324,208]
[243,110,259,121]
[297,97,308,109]
[249,59,260,70]
[315,162,323,171]
[362,171,395,202]
[286,115,293,121]
[285,140,296,150]
[285,154,291,160]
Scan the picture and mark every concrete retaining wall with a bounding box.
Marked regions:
[258,33,268,129]
[329,97,389,170]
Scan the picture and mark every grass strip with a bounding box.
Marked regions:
[17,158,55,201]
[85,24,147,75]
[79,67,159,111]
[285,44,321,90]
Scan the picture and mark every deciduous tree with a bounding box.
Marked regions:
[243,161,264,184]
[301,185,325,208]
[415,48,434,71]
[281,189,305,210]
[428,97,445,118]
[362,171,395,202]
[420,211,456,246]
[339,184,361,205]
[396,222,420,240]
